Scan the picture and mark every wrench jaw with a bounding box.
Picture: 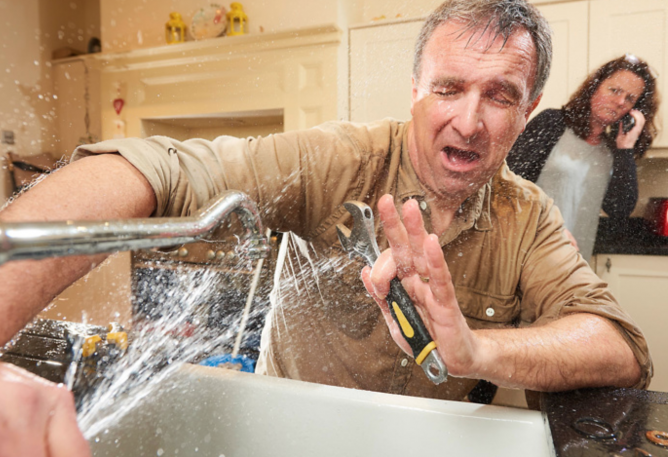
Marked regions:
[336,201,381,265]
[342,201,380,264]
[420,350,448,384]
[335,224,355,259]
[336,223,376,265]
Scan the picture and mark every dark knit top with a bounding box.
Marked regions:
[506,109,638,219]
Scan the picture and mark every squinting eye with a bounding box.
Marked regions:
[435,89,457,97]
[486,92,513,106]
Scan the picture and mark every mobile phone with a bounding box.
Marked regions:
[621,113,636,133]
[608,112,636,138]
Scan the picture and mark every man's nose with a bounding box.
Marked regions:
[450,94,483,141]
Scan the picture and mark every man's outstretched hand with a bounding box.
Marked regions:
[360,194,483,378]
[0,362,90,457]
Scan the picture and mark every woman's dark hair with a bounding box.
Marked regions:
[563,55,660,158]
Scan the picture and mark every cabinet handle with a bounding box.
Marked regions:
[605,258,612,273]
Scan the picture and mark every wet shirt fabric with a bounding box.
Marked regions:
[73,119,652,399]
[536,128,613,261]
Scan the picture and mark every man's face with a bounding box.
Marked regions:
[408,20,540,203]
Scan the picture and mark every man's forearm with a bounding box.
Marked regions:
[472,313,642,391]
[0,154,156,345]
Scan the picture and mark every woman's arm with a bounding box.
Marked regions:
[602,109,646,218]
[602,148,638,218]
[506,109,566,183]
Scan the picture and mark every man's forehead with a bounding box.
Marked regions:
[430,18,535,58]
[422,19,537,96]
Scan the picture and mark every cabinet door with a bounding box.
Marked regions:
[349,20,423,123]
[533,1,589,116]
[52,59,101,159]
[595,254,668,392]
[590,0,668,147]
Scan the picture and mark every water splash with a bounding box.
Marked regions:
[77,261,268,440]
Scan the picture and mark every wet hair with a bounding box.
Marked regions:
[413,0,552,103]
[563,55,660,158]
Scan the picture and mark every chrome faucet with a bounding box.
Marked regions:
[0,190,270,265]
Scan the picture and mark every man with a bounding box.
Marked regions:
[0,0,651,455]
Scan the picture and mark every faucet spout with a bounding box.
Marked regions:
[0,190,270,265]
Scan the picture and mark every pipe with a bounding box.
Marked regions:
[231,227,271,358]
[0,190,270,265]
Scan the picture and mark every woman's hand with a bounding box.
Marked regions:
[616,109,645,149]
[360,194,482,378]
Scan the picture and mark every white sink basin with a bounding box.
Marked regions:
[90,364,554,456]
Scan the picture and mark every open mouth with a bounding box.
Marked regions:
[443,146,480,166]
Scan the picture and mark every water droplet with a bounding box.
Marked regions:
[157,449,164,456]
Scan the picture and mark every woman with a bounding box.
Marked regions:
[507,54,660,261]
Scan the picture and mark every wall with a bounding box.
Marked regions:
[633,158,668,216]
[0,0,100,204]
[356,0,437,23]
[0,0,55,203]
[51,58,102,160]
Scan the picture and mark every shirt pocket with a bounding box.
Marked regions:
[455,286,520,328]
[321,250,381,340]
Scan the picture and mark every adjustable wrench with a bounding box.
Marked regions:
[336,201,447,384]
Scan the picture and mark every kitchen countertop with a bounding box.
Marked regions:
[593,217,668,256]
[542,387,668,456]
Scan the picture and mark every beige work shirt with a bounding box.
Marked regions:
[74,118,652,399]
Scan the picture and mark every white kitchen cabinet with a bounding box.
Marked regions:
[349,19,423,123]
[531,1,589,115]
[589,0,668,148]
[52,57,101,160]
[349,1,668,150]
[348,3,590,123]
[594,254,668,392]
[348,12,585,123]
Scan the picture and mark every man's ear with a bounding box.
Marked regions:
[525,93,542,121]
[410,75,418,117]
[519,93,542,133]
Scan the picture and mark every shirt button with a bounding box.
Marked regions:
[401,358,408,367]
[485,307,495,317]
[419,201,428,211]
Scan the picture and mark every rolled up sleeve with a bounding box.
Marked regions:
[72,122,379,238]
[518,197,652,389]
